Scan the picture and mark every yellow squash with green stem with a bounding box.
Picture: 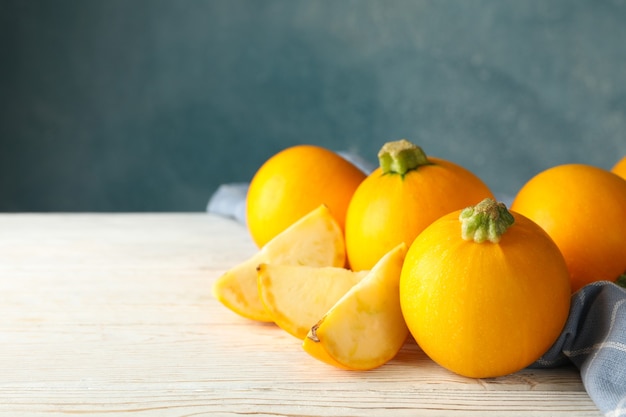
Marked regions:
[400,198,571,378]
[345,139,494,271]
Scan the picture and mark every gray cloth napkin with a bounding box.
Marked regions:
[207,152,625,416]
[531,281,626,417]
[207,182,249,224]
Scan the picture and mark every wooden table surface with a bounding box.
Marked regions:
[0,213,602,416]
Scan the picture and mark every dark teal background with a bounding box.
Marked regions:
[2,0,625,212]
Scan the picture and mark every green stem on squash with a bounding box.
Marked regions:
[459,198,515,243]
[616,274,626,289]
[377,139,431,176]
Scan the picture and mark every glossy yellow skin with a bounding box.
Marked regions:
[400,210,571,379]
[246,145,366,248]
[345,157,494,271]
[511,164,626,291]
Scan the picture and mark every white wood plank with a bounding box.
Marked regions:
[0,214,601,416]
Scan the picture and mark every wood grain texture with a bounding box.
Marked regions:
[0,214,601,416]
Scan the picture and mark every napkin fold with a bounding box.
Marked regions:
[207,151,626,416]
[207,182,249,225]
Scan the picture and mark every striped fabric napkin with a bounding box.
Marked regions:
[531,281,626,416]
